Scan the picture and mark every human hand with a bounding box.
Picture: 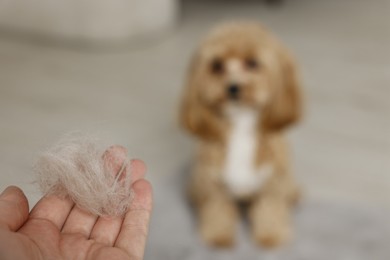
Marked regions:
[0,147,152,260]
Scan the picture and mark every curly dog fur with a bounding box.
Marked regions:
[180,22,303,248]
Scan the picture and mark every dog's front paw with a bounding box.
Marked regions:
[198,199,238,248]
[253,223,291,248]
[200,224,235,248]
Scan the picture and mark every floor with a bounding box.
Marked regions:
[0,0,389,258]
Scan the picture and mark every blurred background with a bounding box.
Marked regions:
[0,0,389,259]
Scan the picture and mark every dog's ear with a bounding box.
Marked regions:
[180,51,225,142]
[262,48,302,131]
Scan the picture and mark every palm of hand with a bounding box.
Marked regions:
[9,214,133,259]
[0,159,151,260]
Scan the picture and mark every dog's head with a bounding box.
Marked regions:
[181,22,302,140]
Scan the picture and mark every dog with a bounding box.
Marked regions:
[180,22,302,248]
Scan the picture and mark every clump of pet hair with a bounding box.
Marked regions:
[34,134,133,217]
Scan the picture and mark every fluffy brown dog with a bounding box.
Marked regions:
[180,22,302,248]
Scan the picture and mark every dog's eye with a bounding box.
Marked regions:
[245,58,259,70]
[210,59,224,74]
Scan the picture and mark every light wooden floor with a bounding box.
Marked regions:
[0,0,389,211]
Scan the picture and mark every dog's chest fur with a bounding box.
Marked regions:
[223,105,272,199]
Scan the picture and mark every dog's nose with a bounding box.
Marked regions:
[227,84,240,99]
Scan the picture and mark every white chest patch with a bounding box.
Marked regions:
[223,105,272,199]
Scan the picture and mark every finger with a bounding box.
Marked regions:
[61,206,98,238]
[29,194,73,230]
[103,145,128,177]
[115,179,152,259]
[89,216,123,246]
[60,146,131,239]
[129,159,146,183]
[103,145,146,184]
[89,160,146,246]
[0,186,29,231]
[61,145,131,239]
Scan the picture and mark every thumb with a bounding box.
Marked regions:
[0,186,29,231]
